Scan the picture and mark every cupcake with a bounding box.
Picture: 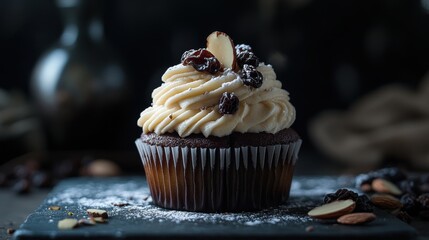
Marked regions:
[136,31,301,212]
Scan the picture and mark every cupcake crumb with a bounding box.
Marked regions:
[305,225,315,232]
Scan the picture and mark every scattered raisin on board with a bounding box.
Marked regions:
[400,193,419,216]
[355,167,429,223]
[324,189,359,203]
[355,195,374,213]
[417,193,429,210]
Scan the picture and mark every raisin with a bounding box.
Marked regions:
[218,92,239,115]
[324,189,358,203]
[181,49,221,74]
[419,174,429,193]
[355,195,374,212]
[400,193,419,216]
[417,193,429,210]
[181,49,196,62]
[235,44,253,54]
[399,179,420,195]
[240,64,263,88]
[396,210,412,224]
[237,51,259,68]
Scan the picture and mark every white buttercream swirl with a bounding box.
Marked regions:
[137,63,296,137]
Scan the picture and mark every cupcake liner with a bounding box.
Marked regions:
[135,139,302,212]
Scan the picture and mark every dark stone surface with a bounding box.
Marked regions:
[12,176,417,240]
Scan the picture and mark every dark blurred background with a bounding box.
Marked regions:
[1,0,429,165]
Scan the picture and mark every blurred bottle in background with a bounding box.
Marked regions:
[31,0,130,151]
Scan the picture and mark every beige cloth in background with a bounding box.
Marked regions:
[309,75,429,171]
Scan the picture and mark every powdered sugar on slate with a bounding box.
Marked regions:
[45,176,352,226]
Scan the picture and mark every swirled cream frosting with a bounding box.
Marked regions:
[137,63,296,138]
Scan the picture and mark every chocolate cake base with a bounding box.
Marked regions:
[136,128,302,212]
[141,128,300,148]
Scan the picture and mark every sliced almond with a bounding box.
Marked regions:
[86,209,108,219]
[58,218,78,230]
[206,31,237,70]
[337,212,376,225]
[308,199,356,219]
[371,178,402,195]
[370,193,403,209]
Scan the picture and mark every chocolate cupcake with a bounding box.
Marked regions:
[136,31,301,212]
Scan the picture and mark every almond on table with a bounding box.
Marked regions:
[337,213,376,225]
[370,194,403,209]
[308,199,356,219]
[86,209,108,219]
[372,178,402,195]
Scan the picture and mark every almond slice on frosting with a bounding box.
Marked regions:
[206,31,237,70]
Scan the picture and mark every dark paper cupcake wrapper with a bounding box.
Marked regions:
[135,139,302,212]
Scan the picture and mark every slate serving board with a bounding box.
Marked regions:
[13,176,417,240]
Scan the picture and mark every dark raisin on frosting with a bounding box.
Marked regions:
[218,92,239,115]
[235,43,259,68]
[235,44,253,54]
[240,64,263,88]
[237,51,259,68]
[181,49,221,74]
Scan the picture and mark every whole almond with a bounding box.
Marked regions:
[337,212,376,225]
[371,194,403,209]
[371,178,402,195]
[308,199,356,219]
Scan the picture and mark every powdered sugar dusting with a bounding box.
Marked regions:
[44,176,352,226]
